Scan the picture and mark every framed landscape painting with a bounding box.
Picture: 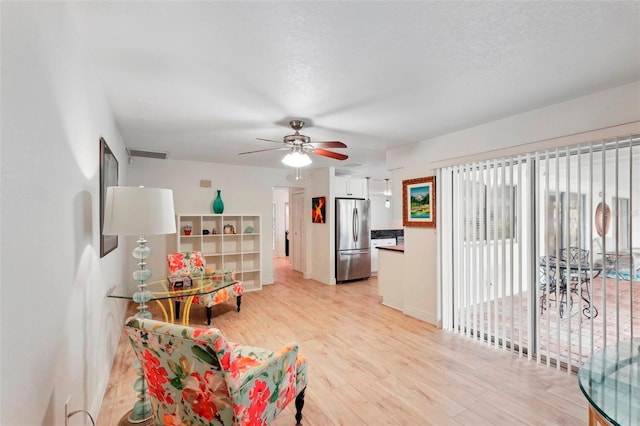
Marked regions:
[100,137,119,257]
[403,176,436,228]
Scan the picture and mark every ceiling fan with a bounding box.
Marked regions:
[238,119,348,166]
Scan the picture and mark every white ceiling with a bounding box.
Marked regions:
[68,1,640,179]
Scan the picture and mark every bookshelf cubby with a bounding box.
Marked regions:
[176,214,262,291]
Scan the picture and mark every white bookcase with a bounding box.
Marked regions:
[176,214,262,292]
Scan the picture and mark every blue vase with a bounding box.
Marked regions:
[213,190,224,214]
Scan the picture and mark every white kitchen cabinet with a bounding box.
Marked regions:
[176,214,261,291]
[334,176,367,198]
[371,238,397,274]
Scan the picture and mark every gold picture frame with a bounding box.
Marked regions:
[402,176,436,228]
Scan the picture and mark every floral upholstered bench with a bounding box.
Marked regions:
[167,251,243,325]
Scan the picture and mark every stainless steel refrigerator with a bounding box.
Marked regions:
[335,198,371,282]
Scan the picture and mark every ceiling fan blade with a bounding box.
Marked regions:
[313,148,349,161]
[256,138,284,144]
[309,141,347,149]
[238,147,287,155]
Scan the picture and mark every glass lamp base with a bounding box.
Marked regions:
[117,409,154,426]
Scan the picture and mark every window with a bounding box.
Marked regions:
[487,184,517,241]
[545,192,586,253]
[612,197,630,249]
[462,177,517,242]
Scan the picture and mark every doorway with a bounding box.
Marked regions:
[292,190,305,273]
[272,187,290,259]
[272,186,305,275]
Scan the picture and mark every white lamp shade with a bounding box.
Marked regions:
[282,151,312,168]
[103,186,176,236]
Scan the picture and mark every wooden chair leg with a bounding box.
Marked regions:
[295,387,306,425]
[206,306,212,325]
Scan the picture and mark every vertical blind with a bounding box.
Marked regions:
[440,135,639,369]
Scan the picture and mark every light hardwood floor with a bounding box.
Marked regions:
[98,257,587,425]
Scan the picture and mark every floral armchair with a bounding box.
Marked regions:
[167,251,243,325]
[124,317,308,425]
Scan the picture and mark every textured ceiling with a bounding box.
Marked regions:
[68,1,640,178]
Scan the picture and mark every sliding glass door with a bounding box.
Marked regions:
[441,135,640,369]
[440,157,533,356]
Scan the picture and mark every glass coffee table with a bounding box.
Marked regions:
[108,275,241,325]
[578,338,640,425]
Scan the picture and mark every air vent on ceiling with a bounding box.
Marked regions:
[335,163,362,176]
[127,148,168,160]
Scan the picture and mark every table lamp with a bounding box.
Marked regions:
[103,186,176,425]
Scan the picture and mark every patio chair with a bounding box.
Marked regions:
[558,247,600,318]
[559,246,589,284]
[124,317,308,425]
[539,256,570,317]
[559,247,589,270]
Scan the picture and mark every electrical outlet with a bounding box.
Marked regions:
[64,396,71,426]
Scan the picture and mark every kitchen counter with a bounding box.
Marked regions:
[377,245,404,311]
[371,238,397,275]
[371,229,403,240]
[377,245,404,252]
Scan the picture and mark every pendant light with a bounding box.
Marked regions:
[365,177,370,200]
[384,178,391,208]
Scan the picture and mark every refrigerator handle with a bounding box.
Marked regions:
[353,207,358,242]
[339,249,369,256]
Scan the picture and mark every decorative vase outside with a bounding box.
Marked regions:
[213,189,224,214]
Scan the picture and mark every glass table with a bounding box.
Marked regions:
[578,338,640,425]
[108,274,241,325]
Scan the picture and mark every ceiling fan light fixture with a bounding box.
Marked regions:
[282,151,312,168]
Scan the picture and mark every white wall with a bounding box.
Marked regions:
[390,82,640,171]
[305,168,334,284]
[126,158,298,285]
[369,182,392,230]
[369,194,393,229]
[1,3,130,423]
[390,169,405,229]
[368,179,393,230]
[387,81,640,325]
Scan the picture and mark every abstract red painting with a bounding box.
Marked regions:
[312,196,326,224]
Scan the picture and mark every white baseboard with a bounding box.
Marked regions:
[403,305,437,325]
